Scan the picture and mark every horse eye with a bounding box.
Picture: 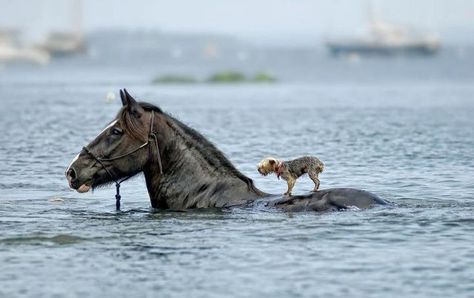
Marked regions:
[111,128,123,136]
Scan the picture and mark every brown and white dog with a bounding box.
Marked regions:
[257,156,324,196]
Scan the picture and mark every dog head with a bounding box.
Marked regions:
[257,157,279,176]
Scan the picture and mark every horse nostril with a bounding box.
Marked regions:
[67,168,77,180]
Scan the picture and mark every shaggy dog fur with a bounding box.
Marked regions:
[257,156,324,196]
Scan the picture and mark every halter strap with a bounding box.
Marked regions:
[82,110,163,210]
[148,110,163,175]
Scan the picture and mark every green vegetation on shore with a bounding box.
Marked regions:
[207,71,246,83]
[152,71,276,85]
[252,71,277,83]
[151,75,197,84]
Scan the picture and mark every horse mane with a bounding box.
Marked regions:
[118,101,260,193]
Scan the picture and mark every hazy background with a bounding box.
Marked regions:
[1,0,474,46]
[1,1,474,298]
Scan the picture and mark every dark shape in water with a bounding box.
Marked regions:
[327,41,439,57]
[65,89,386,211]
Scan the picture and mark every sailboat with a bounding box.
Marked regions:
[37,0,86,56]
[0,29,50,65]
[326,2,440,56]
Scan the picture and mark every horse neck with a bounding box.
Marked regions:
[143,114,263,209]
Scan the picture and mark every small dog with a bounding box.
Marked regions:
[257,156,324,196]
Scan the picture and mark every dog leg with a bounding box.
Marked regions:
[308,171,320,191]
[284,177,296,196]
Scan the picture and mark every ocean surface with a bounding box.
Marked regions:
[1,33,473,297]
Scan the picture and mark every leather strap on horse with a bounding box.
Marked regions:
[82,110,163,211]
[148,110,163,175]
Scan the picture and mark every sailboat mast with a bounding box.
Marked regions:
[367,0,377,26]
[72,0,82,38]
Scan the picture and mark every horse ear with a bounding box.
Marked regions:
[120,89,127,106]
[123,89,143,118]
[124,89,137,104]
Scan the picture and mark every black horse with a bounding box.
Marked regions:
[66,89,386,211]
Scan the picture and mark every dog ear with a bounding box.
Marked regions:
[268,159,275,165]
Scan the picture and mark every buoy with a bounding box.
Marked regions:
[105,91,116,103]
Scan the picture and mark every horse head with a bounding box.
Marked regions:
[65,89,164,193]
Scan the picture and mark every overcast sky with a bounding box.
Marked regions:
[2,0,474,44]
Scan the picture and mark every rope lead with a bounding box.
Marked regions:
[83,111,161,212]
[115,183,121,211]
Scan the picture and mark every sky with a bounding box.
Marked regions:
[2,0,474,45]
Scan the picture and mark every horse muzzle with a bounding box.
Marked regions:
[66,167,92,193]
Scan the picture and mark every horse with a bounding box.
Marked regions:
[66,89,387,211]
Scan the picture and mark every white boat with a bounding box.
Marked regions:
[39,32,85,56]
[37,0,86,56]
[326,2,440,56]
[0,29,50,65]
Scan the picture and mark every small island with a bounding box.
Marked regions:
[152,71,277,85]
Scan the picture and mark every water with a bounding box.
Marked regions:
[1,34,474,297]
